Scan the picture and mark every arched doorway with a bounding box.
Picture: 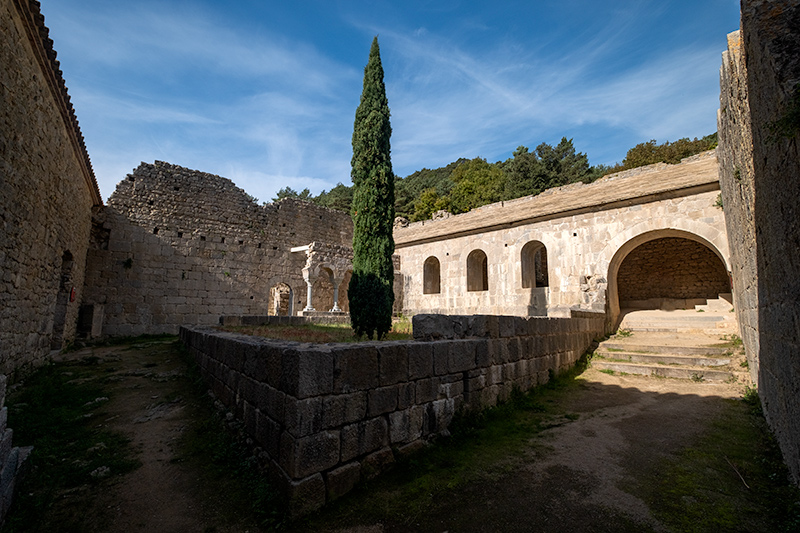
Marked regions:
[607,230,730,327]
[268,283,293,316]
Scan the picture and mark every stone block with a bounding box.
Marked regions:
[397,382,415,410]
[0,408,6,434]
[448,340,476,372]
[254,383,285,422]
[474,339,491,367]
[498,316,516,338]
[284,396,324,438]
[280,430,340,479]
[286,473,326,517]
[432,341,451,375]
[412,314,452,340]
[407,342,433,380]
[340,417,388,462]
[394,440,426,459]
[0,430,12,467]
[368,385,398,417]
[467,315,490,337]
[326,462,361,502]
[255,410,281,458]
[322,392,367,428]
[415,377,439,404]
[378,343,408,386]
[281,345,334,399]
[362,447,395,480]
[332,345,378,392]
[514,317,529,337]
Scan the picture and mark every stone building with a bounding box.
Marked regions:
[394,151,732,331]
[1,0,102,375]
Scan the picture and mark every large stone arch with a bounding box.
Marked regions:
[604,227,731,329]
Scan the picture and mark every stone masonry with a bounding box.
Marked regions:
[181,310,605,514]
[82,162,354,336]
[0,0,102,375]
[718,0,800,485]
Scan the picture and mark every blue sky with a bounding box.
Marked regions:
[42,0,741,202]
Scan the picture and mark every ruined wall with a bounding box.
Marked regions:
[719,0,800,485]
[617,237,730,305]
[82,162,353,336]
[181,311,605,514]
[0,0,101,374]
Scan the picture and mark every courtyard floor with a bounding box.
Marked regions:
[4,336,798,532]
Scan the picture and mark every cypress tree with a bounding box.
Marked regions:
[348,37,395,340]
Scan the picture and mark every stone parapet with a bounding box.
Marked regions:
[180,310,604,514]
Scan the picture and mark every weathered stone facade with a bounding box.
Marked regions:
[82,162,354,336]
[395,152,731,330]
[718,0,800,485]
[0,0,102,374]
[181,310,605,513]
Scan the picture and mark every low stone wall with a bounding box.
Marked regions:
[180,311,604,513]
[0,375,31,524]
[219,315,351,327]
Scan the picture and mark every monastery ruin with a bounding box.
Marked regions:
[1,0,798,517]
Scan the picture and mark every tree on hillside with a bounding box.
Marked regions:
[502,138,591,199]
[272,186,311,202]
[448,158,506,214]
[621,134,718,169]
[348,37,395,340]
[313,183,353,213]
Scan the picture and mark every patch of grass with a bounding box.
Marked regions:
[634,396,800,533]
[605,347,626,352]
[4,362,141,532]
[599,369,616,375]
[615,328,633,338]
[177,343,287,530]
[690,373,705,382]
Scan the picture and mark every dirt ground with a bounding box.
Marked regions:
[19,339,771,532]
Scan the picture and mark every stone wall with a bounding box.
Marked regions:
[180,311,605,513]
[718,0,800,485]
[82,162,354,336]
[0,0,102,375]
[616,237,730,305]
[0,374,30,524]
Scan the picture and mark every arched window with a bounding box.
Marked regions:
[423,256,441,294]
[466,249,488,291]
[521,241,548,288]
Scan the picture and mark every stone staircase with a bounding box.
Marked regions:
[617,295,737,335]
[592,318,747,383]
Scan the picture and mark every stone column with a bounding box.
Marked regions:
[330,277,342,312]
[303,280,315,312]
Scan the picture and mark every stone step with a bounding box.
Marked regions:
[598,342,730,356]
[595,351,730,367]
[592,361,735,382]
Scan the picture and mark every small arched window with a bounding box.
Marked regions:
[466,249,488,291]
[521,241,548,288]
[423,256,441,294]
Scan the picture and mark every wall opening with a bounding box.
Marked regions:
[520,241,549,288]
[268,283,293,316]
[51,250,74,349]
[616,236,730,310]
[466,249,488,292]
[423,256,441,294]
[312,268,335,312]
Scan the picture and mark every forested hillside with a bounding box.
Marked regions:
[273,133,717,221]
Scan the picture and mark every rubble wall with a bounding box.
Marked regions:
[180,311,605,514]
[0,0,101,374]
[82,162,353,336]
